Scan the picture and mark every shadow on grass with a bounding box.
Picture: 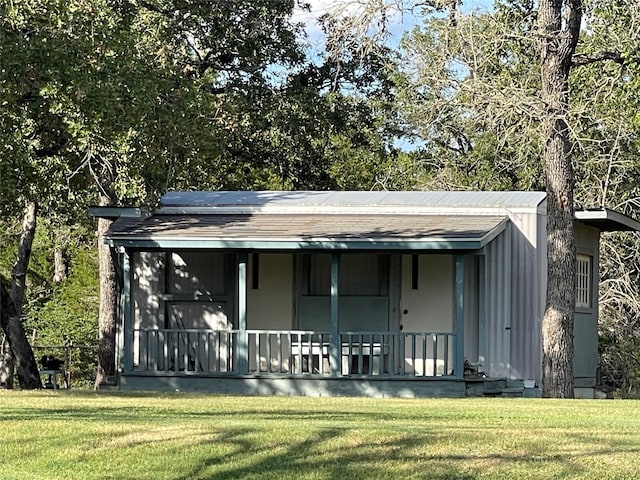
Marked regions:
[163,426,640,480]
[174,429,640,480]
[168,426,478,480]
[0,390,471,425]
[4,393,640,479]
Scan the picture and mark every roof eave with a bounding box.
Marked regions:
[575,208,640,232]
[105,237,489,251]
[89,206,145,219]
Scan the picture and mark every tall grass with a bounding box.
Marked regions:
[1,392,639,479]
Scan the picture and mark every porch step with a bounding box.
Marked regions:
[465,378,505,397]
[482,379,506,396]
[498,380,525,397]
[499,387,525,397]
[466,378,528,397]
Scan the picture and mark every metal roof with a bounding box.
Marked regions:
[105,213,508,251]
[159,190,547,212]
[97,191,640,251]
[575,208,640,232]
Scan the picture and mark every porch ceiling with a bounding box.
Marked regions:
[105,213,508,251]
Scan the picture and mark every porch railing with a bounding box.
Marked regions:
[130,329,456,378]
[132,329,238,373]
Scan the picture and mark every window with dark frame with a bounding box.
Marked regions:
[576,253,592,309]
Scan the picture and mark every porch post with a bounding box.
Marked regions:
[237,253,248,374]
[455,254,465,379]
[330,253,340,376]
[122,249,133,373]
[478,255,487,371]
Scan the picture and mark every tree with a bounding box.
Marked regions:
[0,281,41,389]
[0,201,39,388]
[325,0,640,397]
[393,1,544,191]
[94,196,118,387]
[538,0,581,398]
[0,0,310,387]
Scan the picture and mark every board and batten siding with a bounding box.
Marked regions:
[482,226,512,378]
[480,200,547,381]
[507,207,547,382]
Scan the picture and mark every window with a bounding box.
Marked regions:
[576,254,592,309]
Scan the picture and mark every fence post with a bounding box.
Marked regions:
[67,341,73,387]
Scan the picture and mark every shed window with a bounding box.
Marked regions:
[576,254,592,309]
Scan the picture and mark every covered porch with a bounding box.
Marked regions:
[118,249,484,391]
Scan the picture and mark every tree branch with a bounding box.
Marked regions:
[572,50,625,67]
[559,0,582,67]
[138,0,171,16]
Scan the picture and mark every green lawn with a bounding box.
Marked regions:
[1,392,639,479]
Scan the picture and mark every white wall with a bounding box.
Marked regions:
[506,208,546,381]
[400,255,454,376]
[247,253,293,330]
[400,254,454,333]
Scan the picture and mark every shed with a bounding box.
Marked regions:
[92,191,640,397]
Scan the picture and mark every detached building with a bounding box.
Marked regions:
[92,191,640,397]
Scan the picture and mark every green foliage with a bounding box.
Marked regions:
[24,247,98,347]
[0,0,309,215]
[0,0,407,388]
[394,1,544,191]
[0,219,99,347]
[600,327,640,398]
[1,218,98,387]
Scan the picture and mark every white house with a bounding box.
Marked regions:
[91,191,640,397]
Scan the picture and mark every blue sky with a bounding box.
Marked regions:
[293,0,495,52]
[290,1,495,152]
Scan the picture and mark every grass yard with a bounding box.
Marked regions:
[1,392,639,479]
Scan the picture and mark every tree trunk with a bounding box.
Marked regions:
[0,339,12,388]
[11,200,37,315]
[94,195,118,389]
[539,0,582,398]
[0,201,39,389]
[53,247,67,283]
[1,282,42,389]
